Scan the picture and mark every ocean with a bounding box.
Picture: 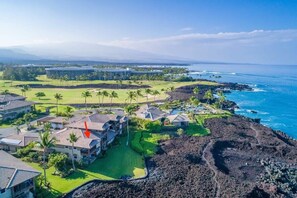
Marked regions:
[188,64,297,138]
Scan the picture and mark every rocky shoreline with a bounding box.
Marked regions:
[65,82,297,198]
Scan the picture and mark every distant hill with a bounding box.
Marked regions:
[0,48,40,62]
[0,42,191,64]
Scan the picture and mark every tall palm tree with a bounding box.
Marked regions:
[152,90,160,101]
[124,105,136,146]
[135,89,143,103]
[193,87,199,96]
[217,91,226,109]
[101,90,109,104]
[144,88,151,102]
[109,91,118,110]
[81,90,92,110]
[126,91,136,104]
[21,85,30,97]
[54,93,63,114]
[203,90,214,104]
[37,131,56,186]
[96,90,102,107]
[67,132,80,171]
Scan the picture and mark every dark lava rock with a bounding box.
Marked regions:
[66,116,297,198]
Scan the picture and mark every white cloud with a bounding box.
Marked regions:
[98,29,297,64]
[180,27,193,32]
[99,29,297,48]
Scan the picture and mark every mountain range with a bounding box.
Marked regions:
[0,42,192,64]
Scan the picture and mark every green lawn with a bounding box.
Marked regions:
[28,136,145,197]
[185,122,210,136]
[1,75,218,105]
[131,129,170,157]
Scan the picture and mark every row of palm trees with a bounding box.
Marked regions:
[53,88,165,112]
[192,86,226,108]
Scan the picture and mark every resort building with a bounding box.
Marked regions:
[45,67,163,80]
[135,104,168,121]
[41,112,126,163]
[0,133,39,152]
[0,94,34,121]
[165,114,190,127]
[0,150,40,198]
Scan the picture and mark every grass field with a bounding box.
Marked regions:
[28,136,145,197]
[0,75,218,105]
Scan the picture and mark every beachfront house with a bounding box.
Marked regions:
[0,94,34,121]
[0,150,40,198]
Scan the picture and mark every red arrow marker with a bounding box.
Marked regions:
[84,121,91,138]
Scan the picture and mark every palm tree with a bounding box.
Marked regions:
[65,106,73,117]
[126,91,136,104]
[101,90,109,104]
[109,91,118,110]
[67,132,80,171]
[152,90,160,101]
[81,90,92,110]
[54,93,63,114]
[37,131,56,186]
[96,90,102,107]
[144,88,151,102]
[124,105,136,146]
[135,89,143,103]
[204,90,214,104]
[21,85,30,97]
[193,87,199,96]
[217,91,226,109]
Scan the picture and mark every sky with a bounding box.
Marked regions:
[0,0,297,64]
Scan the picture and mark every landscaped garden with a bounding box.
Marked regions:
[27,136,145,197]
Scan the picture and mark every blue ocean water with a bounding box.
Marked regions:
[188,64,297,138]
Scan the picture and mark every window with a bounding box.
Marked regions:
[73,154,78,159]
[74,147,76,149]
[65,146,68,149]
[1,189,5,194]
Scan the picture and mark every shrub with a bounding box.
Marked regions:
[177,128,184,136]
[16,142,35,157]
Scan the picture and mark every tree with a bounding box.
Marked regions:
[23,113,36,129]
[65,106,74,117]
[35,92,46,100]
[109,91,118,110]
[135,89,143,103]
[203,90,213,104]
[37,131,56,186]
[124,105,136,146]
[193,87,199,96]
[67,132,80,171]
[152,90,160,101]
[126,91,136,104]
[144,88,152,102]
[101,90,109,104]
[217,91,226,109]
[48,153,68,176]
[22,85,31,97]
[96,90,102,106]
[189,96,200,106]
[54,93,63,114]
[81,90,92,110]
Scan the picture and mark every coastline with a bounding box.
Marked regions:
[64,79,297,197]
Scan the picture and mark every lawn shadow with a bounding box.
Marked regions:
[64,170,88,180]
